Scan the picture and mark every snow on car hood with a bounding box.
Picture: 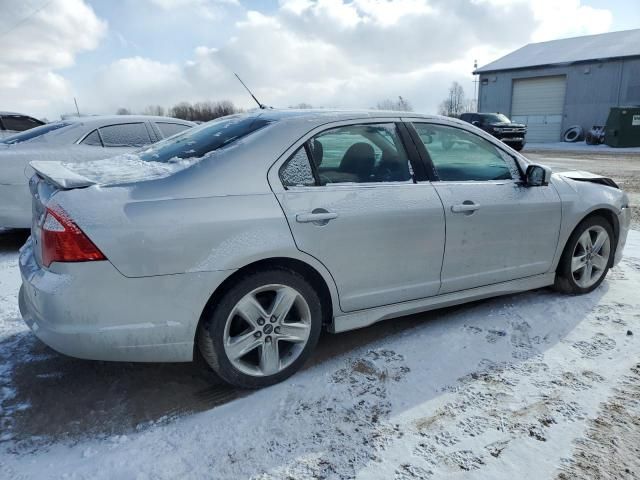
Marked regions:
[30,154,202,189]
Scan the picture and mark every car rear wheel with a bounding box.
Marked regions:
[197,268,322,388]
[554,216,613,294]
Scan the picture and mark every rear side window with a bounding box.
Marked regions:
[139,116,273,163]
[156,122,191,138]
[99,123,152,147]
[81,130,102,146]
[280,147,316,187]
[310,123,412,184]
[1,115,43,132]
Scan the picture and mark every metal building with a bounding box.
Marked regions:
[475,29,640,143]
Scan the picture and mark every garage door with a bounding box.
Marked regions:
[511,76,566,143]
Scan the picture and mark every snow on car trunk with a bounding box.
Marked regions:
[1,231,639,479]
[30,154,203,189]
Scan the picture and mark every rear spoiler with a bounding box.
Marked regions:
[29,161,96,189]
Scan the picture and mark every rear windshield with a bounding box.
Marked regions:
[138,115,273,163]
[1,121,74,145]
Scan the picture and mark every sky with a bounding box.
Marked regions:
[0,0,638,120]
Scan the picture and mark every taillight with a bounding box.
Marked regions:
[41,205,105,267]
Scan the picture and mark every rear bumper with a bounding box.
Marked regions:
[614,206,631,266]
[0,183,31,228]
[19,238,234,362]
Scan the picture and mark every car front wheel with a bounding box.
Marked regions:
[197,268,322,388]
[554,216,613,294]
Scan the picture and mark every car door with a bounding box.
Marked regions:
[271,120,446,312]
[408,121,562,294]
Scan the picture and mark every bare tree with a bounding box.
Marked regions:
[289,102,313,109]
[438,82,473,118]
[168,100,238,121]
[142,105,165,116]
[116,107,131,115]
[375,96,413,112]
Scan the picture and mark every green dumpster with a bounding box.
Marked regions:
[604,106,640,148]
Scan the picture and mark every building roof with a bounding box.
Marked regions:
[475,28,640,73]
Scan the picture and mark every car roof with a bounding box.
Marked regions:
[255,108,440,122]
[235,108,477,132]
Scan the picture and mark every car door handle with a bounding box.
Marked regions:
[296,211,339,223]
[451,202,480,213]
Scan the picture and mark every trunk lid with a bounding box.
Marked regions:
[29,161,95,189]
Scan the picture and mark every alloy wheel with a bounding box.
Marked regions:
[571,225,611,289]
[223,284,312,377]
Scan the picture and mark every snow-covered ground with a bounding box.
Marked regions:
[1,229,639,479]
[524,142,640,154]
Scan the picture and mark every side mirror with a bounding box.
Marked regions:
[525,164,551,187]
[471,121,480,127]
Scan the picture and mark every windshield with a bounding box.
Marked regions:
[480,113,511,124]
[138,115,273,163]
[1,121,75,145]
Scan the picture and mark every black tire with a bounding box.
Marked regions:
[585,131,601,145]
[554,215,614,294]
[563,125,584,143]
[197,268,323,388]
[512,142,524,152]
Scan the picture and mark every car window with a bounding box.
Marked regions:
[156,122,191,138]
[138,115,273,163]
[413,123,513,182]
[0,121,76,144]
[1,115,43,132]
[280,146,316,187]
[311,123,412,185]
[479,113,511,124]
[81,130,102,146]
[99,123,152,147]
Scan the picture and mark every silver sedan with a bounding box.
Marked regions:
[0,115,194,228]
[19,110,630,388]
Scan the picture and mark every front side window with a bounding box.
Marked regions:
[311,123,412,185]
[413,123,514,182]
[99,123,152,147]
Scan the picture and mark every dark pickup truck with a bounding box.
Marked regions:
[460,113,526,151]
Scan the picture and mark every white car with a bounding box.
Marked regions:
[0,111,45,140]
[0,115,194,228]
[19,110,630,388]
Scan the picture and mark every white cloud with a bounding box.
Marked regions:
[147,0,239,19]
[18,0,616,118]
[0,0,107,119]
